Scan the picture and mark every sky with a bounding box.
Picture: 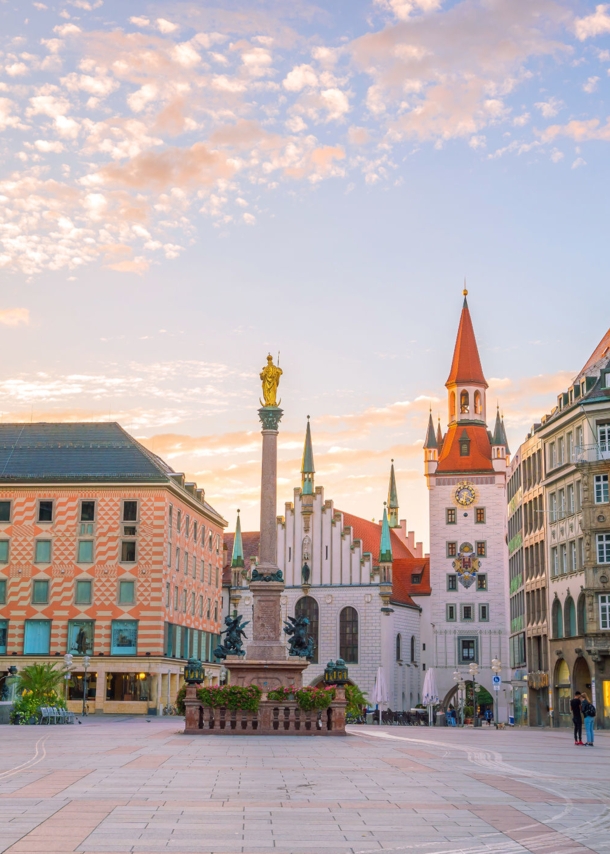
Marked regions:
[0,0,609,549]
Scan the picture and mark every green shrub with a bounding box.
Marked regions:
[344,684,367,717]
[175,684,187,715]
[10,688,66,725]
[197,684,262,712]
[295,685,335,711]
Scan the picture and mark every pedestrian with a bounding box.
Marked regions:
[570,691,584,745]
[484,708,493,726]
[581,692,596,746]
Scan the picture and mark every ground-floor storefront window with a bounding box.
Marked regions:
[106,672,151,702]
[68,672,97,701]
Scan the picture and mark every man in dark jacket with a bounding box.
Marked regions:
[571,691,583,745]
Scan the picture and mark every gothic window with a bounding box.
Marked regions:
[339,606,358,664]
[564,597,576,638]
[552,598,563,639]
[577,593,586,636]
[460,390,469,414]
[474,390,482,415]
[295,596,319,663]
[449,391,456,419]
[410,635,416,662]
[396,633,401,662]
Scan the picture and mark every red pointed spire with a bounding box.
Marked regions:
[446,291,488,388]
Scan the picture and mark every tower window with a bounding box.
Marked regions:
[460,390,469,414]
[446,508,456,524]
[450,391,456,419]
[476,541,486,557]
[447,574,457,591]
[476,508,486,524]
[474,390,482,416]
[447,542,457,557]
[460,440,470,456]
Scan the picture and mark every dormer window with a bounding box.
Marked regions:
[460,390,470,414]
[459,430,470,456]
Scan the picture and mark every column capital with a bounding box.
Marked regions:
[258,406,283,431]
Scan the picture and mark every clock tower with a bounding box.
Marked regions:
[420,291,511,721]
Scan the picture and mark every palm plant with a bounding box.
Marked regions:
[17,662,66,698]
[345,683,368,717]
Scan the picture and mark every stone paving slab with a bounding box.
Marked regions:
[0,719,608,854]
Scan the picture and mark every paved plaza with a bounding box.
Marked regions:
[0,718,608,854]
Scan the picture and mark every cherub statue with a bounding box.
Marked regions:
[214,614,249,660]
[283,615,315,660]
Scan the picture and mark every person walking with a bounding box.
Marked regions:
[581,692,596,746]
[571,691,584,745]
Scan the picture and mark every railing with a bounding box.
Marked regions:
[184,688,347,736]
[573,445,610,463]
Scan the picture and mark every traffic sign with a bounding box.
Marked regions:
[492,675,501,685]
[493,683,501,692]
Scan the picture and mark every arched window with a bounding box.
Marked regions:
[564,597,576,638]
[449,391,456,420]
[474,390,482,416]
[552,598,563,639]
[295,596,319,663]
[460,390,469,414]
[577,593,586,636]
[410,635,416,663]
[339,607,358,663]
[396,633,401,662]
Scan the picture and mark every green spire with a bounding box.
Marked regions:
[436,417,443,446]
[379,502,393,563]
[492,406,510,453]
[424,410,437,449]
[231,509,244,568]
[387,460,399,528]
[301,416,315,495]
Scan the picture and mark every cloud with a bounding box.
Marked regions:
[534,96,563,117]
[0,308,30,326]
[574,4,610,40]
[156,18,179,35]
[540,117,610,142]
[583,75,600,93]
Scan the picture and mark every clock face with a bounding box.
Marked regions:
[455,482,476,506]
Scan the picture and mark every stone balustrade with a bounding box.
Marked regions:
[184,685,346,736]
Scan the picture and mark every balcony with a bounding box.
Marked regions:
[573,445,610,463]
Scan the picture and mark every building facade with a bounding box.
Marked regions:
[421,292,511,719]
[507,431,548,726]
[538,329,610,727]
[0,423,225,715]
[223,424,430,709]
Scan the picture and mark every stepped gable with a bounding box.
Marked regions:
[446,296,488,388]
[392,557,431,606]
[340,512,414,559]
[436,423,494,473]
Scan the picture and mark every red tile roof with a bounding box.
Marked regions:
[392,557,431,607]
[436,423,493,473]
[340,512,414,560]
[577,327,610,379]
[446,298,487,388]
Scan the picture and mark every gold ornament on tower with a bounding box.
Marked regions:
[260,354,283,407]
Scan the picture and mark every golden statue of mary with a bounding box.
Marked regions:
[260,354,282,407]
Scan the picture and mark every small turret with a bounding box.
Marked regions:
[491,406,510,469]
[301,416,315,496]
[436,417,443,448]
[387,459,399,528]
[230,509,245,607]
[424,410,438,477]
[378,502,393,609]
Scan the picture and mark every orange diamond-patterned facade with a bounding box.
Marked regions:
[0,422,226,716]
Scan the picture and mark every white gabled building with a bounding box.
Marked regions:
[419,292,512,720]
[223,425,430,710]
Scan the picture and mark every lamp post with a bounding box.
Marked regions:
[469,662,479,727]
[63,654,73,704]
[491,657,502,728]
[81,655,91,717]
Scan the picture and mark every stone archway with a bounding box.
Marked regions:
[573,656,591,695]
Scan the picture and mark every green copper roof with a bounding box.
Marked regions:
[492,407,510,451]
[436,418,443,445]
[423,412,437,449]
[388,460,398,509]
[379,503,393,563]
[231,510,244,568]
[301,416,315,495]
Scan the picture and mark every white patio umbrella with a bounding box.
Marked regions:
[372,666,389,718]
[422,668,439,726]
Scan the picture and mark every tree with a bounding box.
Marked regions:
[17,662,66,697]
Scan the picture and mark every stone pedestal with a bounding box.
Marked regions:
[248,580,285,661]
[226,659,310,691]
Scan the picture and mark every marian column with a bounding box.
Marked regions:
[247,355,287,661]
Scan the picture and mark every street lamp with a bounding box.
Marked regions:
[491,657,502,728]
[63,654,73,704]
[469,662,480,727]
[82,655,91,717]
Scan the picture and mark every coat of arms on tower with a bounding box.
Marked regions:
[452,542,480,588]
